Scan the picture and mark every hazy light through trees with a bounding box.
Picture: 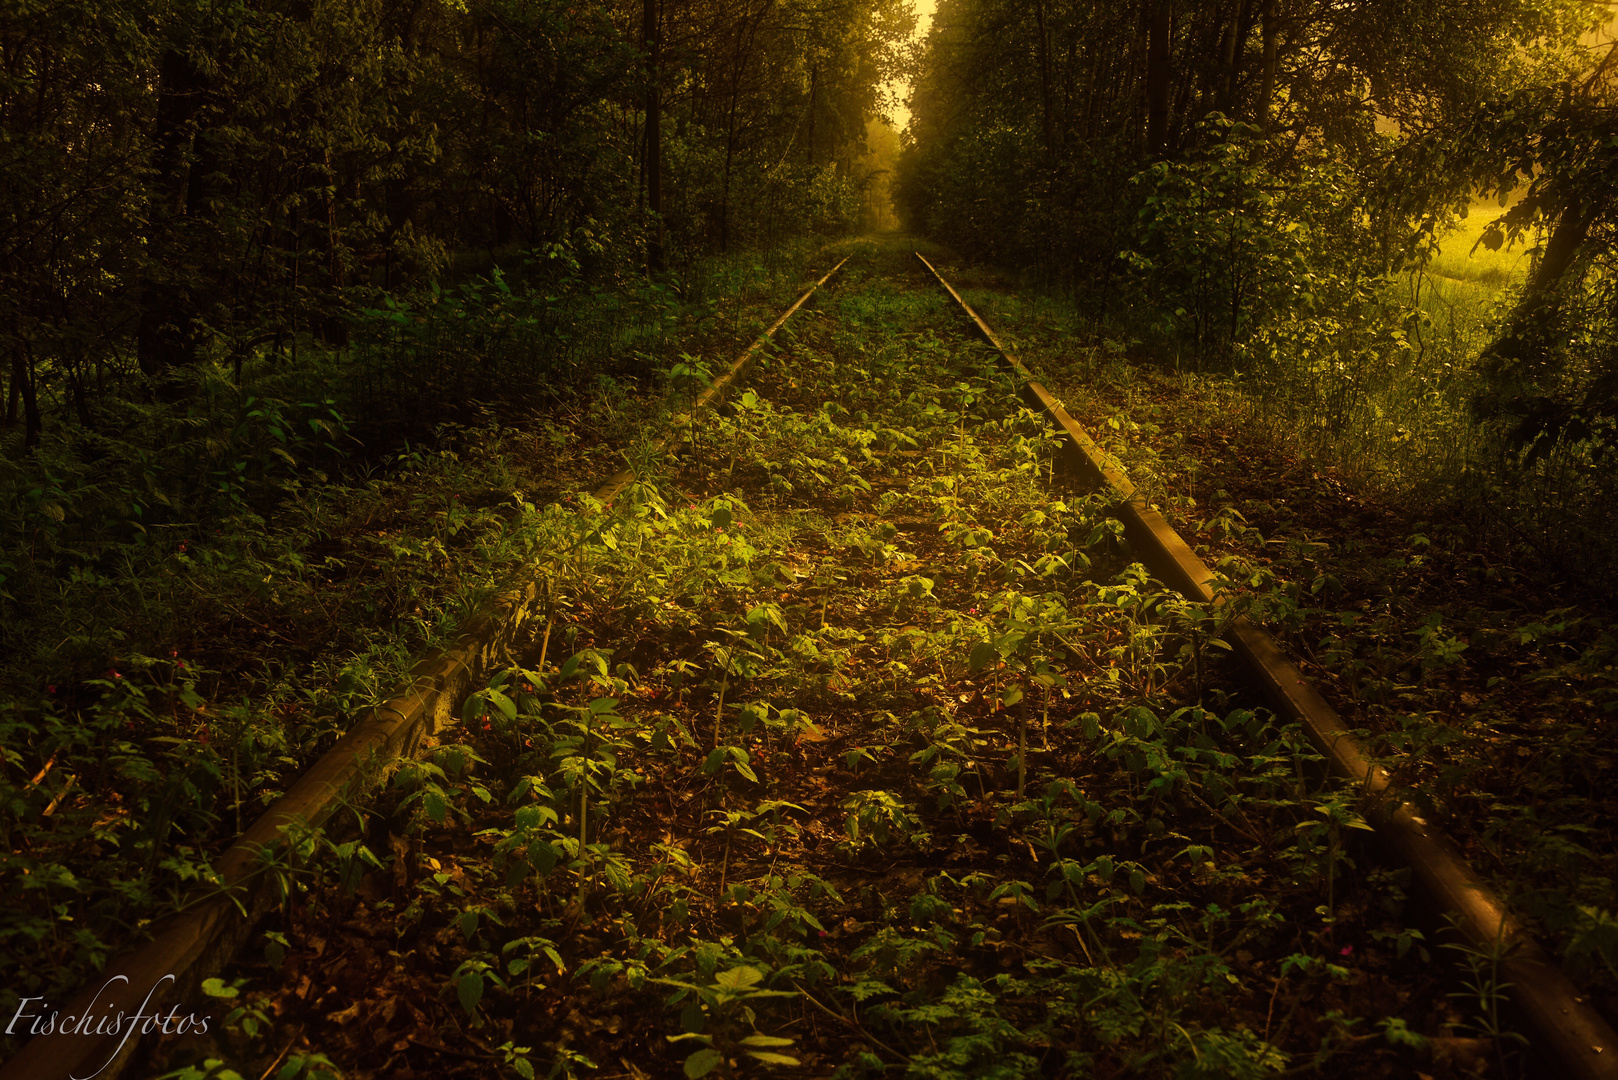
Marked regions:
[887,0,936,132]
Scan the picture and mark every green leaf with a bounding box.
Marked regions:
[738,1034,796,1047]
[485,690,517,721]
[715,966,764,991]
[711,506,733,529]
[201,978,239,999]
[969,641,998,673]
[684,1048,724,1078]
[744,1051,801,1065]
[527,838,557,874]
[457,972,484,1016]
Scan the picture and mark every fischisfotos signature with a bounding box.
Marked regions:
[5,973,211,1080]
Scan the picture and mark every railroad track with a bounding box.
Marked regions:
[7,244,1612,1079]
[0,264,848,1080]
[914,252,1618,1080]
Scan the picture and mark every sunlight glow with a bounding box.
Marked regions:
[884,0,936,134]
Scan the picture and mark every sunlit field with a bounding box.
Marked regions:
[1409,197,1529,359]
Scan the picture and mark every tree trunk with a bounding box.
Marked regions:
[1530,197,1598,297]
[5,349,20,432]
[1035,0,1056,155]
[1146,0,1172,155]
[1481,194,1603,391]
[1258,0,1278,131]
[720,4,770,253]
[722,83,738,253]
[16,345,40,449]
[645,0,664,273]
[1220,0,1251,117]
[806,65,818,166]
[137,44,208,381]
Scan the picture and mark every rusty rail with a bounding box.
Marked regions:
[0,257,847,1080]
[916,250,1618,1080]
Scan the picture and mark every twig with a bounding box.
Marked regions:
[1263,972,1285,1042]
[256,1035,299,1080]
[1185,784,1268,849]
[790,981,907,1062]
[42,775,77,817]
[25,752,58,792]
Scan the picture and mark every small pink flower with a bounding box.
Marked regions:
[46,685,56,695]
[1339,945,1353,957]
[108,670,122,680]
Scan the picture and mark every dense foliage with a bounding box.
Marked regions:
[151,246,1486,1080]
[898,0,1618,590]
[0,0,912,447]
[897,0,1585,296]
[0,3,916,1045]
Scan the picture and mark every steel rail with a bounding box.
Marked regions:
[916,251,1618,1080]
[0,256,848,1080]
[595,256,849,504]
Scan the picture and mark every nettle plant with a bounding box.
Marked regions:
[655,964,801,1077]
[183,263,1468,1080]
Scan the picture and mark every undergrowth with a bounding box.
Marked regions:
[151,244,1465,1080]
[966,269,1618,1029]
[0,250,818,1056]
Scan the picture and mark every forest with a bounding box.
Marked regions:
[3,0,1618,1078]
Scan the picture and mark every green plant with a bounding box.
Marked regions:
[838,790,928,857]
[1439,914,1528,1066]
[656,965,801,1077]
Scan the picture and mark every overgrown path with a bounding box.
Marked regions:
[155,244,1514,1080]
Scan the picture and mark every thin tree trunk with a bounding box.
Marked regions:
[722,94,738,253]
[1146,0,1172,155]
[1035,0,1056,155]
[324,149,341,292]
[645,0,664,273]
[1218,1,1250,115]
[1258,0,1278,131]
[137,46,208,381]
[18,344,40,449]
[806,65,817,166]
[5,349,20,431]
[720,3,770,253]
